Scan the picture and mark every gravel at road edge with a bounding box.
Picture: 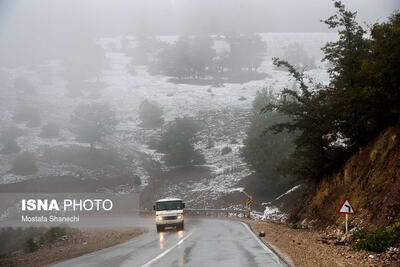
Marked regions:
[248,220,399,267]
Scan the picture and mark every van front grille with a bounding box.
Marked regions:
[163,216,178,220]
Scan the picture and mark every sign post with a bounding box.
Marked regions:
[246,198,252,218]
[338,198,356,235]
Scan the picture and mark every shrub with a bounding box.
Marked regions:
[70,102,118,150]
[240,88,296,197]
[351,223,400,253]
[0,139,21,154]
[41,227,67,243]
[40,123,60,138]
[24,238,38,253]
[11,152,38,175]
[206,139,215,149]
[158,117,204,166]
[139,100,163,128]
[163,140,205,166]
[0,125,22,154]
[0,226,72,255]
[221,146,232,155]
[133,175,141,186]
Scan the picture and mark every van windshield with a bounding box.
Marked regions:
[156,201,182,211]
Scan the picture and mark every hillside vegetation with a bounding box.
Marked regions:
[290,123,400,228]
[255,2,400,228]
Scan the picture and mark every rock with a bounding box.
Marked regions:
[334,240,346,246]
[368,254,375,259]
[259,231,265,237]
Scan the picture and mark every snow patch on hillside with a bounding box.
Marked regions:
[0,33,333,201]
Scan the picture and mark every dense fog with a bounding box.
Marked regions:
[0,0,399,217]
[1,0,399,66]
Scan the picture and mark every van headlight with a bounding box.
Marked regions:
[177,215,183,219]
[156,216,162,221]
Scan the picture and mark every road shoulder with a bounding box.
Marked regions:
[0,227,147,267]
[248,220,399,267]
[240,220,294,267]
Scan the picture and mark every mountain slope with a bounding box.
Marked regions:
[291,122,400,228]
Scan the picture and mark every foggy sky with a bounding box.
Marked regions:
[0,0,399,66]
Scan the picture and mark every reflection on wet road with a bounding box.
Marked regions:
[52,218,286,267]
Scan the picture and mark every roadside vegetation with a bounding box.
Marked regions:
[241,89,296,198]
[260,2,400,184]
[0,226,67,255]
[351,221,400,253]
[0,226,146,267]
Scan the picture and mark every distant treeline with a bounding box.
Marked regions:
[124,34,267,82]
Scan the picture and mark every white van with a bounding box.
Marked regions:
[153,198,185,232]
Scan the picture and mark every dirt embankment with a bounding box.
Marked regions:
[249,220,400,267]
[290,123,400,229]
[0,227,146,267]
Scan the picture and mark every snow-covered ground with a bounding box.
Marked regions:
[0,33,334,214]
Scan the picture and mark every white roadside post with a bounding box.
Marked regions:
[338,198,356,235]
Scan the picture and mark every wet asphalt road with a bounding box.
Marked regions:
[52,218,285,267]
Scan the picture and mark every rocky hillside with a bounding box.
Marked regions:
[290,122,400,229]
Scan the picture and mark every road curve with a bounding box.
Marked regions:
[52,218,287,267]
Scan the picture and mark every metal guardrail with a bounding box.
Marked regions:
[185,209,250,217]
[138,209,250,218]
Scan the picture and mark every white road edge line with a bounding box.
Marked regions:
[240,222,284,266]
[141,229,196,267]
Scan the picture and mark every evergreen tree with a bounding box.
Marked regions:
[70,103,118,151]
[279,43,316,71]
[261,2,400,183]
[226,34,266,72]
[241,89,296,196]
[158,117,204,166]
[262,59,343,182]
[139,100,164,128]
[321,1,370,148]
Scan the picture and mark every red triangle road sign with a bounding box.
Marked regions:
[338,198,356,214]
